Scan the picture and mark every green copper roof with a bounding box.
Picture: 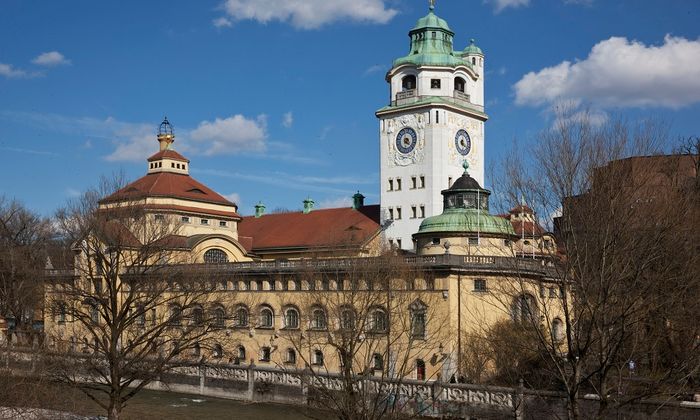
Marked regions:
[417,208,515,236]
[463,39,483,55]
[393,9,466,68]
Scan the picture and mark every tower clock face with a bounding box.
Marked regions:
[395,127,418,154]
[455,129,471,156]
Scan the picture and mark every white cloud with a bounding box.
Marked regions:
[224,192,241,206]
[514,35,700,109]
[484,0,530,13]
[190,114,267,155]
[221,0,398,29]
[32,51,71,66]
[0,63,32,78]
[549,101,609,129]
[212,16,233,28]
[318,196,352,209]
[282,111,293,128]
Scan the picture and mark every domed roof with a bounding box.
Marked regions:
[416,208,515,236]
[463,39,483,55]
[412,10,451,32]
[448,172,483,191]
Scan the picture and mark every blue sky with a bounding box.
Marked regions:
[1,0,699,216]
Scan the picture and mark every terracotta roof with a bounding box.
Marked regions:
[509,204,534,214]
[147,149,189,163]
[239,205,381,251]
[100,172,237,208]
[511,220,546,236]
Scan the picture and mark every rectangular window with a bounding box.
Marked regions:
[473,279,487,292]
[201,219,209,225]
[435,110,440,123]
[396,207,402,220]
[431,79,440,89]
[219,221,227,227]
[154,214,165,221]
[432,238,440,245]
[396,178,402,191]
[411,206,417,219]
[420,205,425,218]
[181,216,190,223]
[260,347,271,362]
[420,176,425,188]
[397,239,402,248]
[468,237,479,246]
[389,208,394,220]
[411,176,417,189]
[388,179,394,191]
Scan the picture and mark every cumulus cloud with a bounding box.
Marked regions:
[221,0,398,29]
[224,192,241,206]
[190,114,267,155]
[484,0,530,13]
[282,111,293,128]
[0,63,32,78]
[212,16,233,28]
[32,51,71,66]
[514,35,700,109]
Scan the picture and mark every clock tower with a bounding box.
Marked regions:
[376,2,487,250]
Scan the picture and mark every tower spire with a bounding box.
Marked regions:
[429,0,436,11]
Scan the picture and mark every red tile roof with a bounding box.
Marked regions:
[239,205,381,251]
[100,172,237,210]
[147,149,189,163]
[511,220,546,236]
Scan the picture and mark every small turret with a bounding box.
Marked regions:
[352,191,365,210]
[157,117,175,151]
[303,197,315,214]
[254,202,266,218]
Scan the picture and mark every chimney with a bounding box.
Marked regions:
[303,197,315,214]
[254,202,266,218]
[352,191,365,210]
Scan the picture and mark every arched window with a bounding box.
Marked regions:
[235,306,249,327]
[401,75,416,91]
[370,308,387,333]
[471,57,476,66]
[284,307,300,329]
[260,346,271,362]
[416,359,426,380]
[311,308,327,330]
[286,348,297,364]
[136,305,146,327]
[204,248,229,264]
[259,306,274,328]
[372,353,384,371]
[169,305,182,326]
[340,308,356,330]
[552,318,564,342]
[236,346,246,363]
[213,306,225,329]
[454,77,466,93]
[409,300,427,339]
[213,343,223,358]
[313,350,324,366]
[512,294,537,322]
[191,306,204,326]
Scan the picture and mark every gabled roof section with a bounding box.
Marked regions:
[100,172,237,209]
[239,205,381,251]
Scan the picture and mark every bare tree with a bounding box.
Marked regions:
[46,176,220,420]
[491,108,700,419]
[0,197,55,342]
[280,255,450,420]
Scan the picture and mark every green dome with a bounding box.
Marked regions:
[417,208,515,236]
[412,10,451,32]
[463,39,483,55]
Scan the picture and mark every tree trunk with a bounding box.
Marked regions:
[108,399,120,420]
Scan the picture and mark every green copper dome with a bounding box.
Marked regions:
[393,8,467,68]
[416,162,515,237]
[463,39,483,55]
[418,208,515,236]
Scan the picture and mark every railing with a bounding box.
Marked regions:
[392,89,484,113]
